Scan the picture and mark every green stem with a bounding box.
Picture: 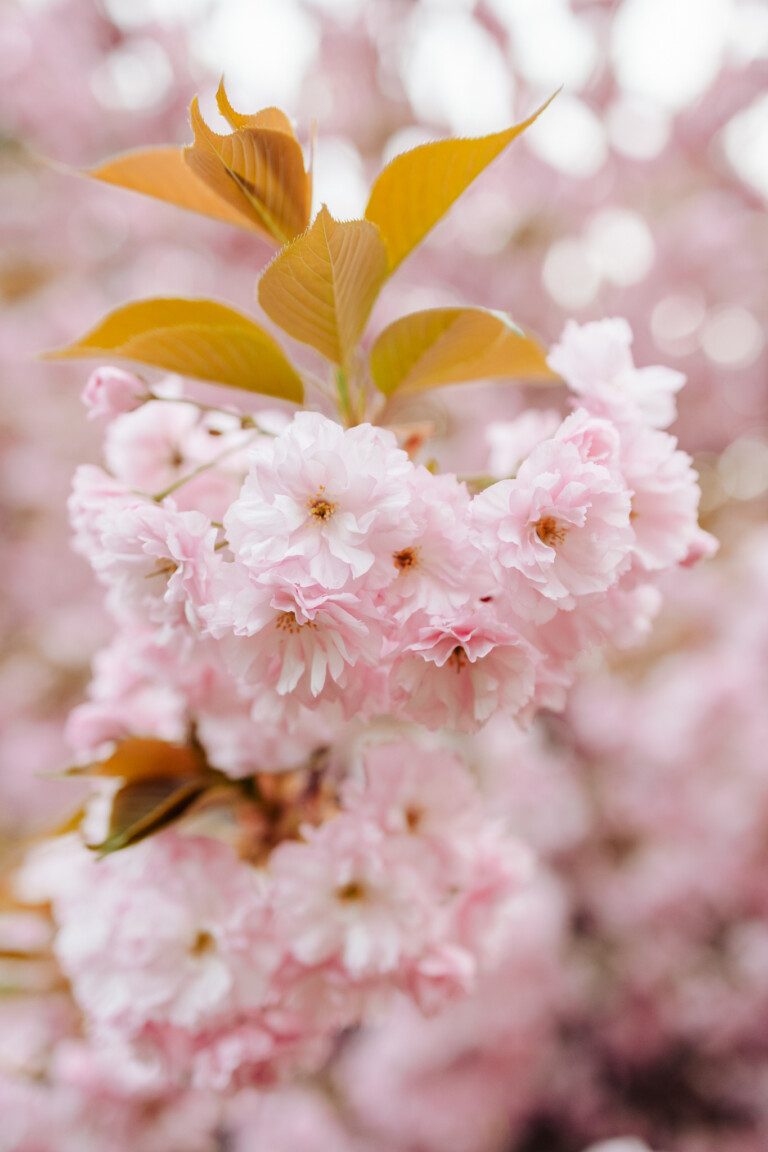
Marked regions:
[335,367,352,425]
[151,432,259,502]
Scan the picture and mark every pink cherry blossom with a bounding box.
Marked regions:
[472,435,634,603]
[548,318,686,430]
[392,608,538,732]
[270,815,436,977]
[204,571,385,710]
[224,411,417,591]
[53,832,273,1038]
[342,740,484,847]
[104,393,252,520]
[379,468,488,620]
[619,423,716,572]
[87,500,219,634]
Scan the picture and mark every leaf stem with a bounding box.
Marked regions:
[335,367,352,426]
[151,432,260,502]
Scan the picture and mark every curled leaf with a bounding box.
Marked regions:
[370,307,555,397]
[44,297,304,403]
[365,93,557,271]
[258,206,388,366]
[215,79,296,136]
[184,96,311,245]
[94,777,208,857]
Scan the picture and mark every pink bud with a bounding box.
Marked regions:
[82,367,147,421]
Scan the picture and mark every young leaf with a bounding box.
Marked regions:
[85,147,263,232]
[369,307,555,397]
[365,93,557,271]
[94,777,208,856]
[258,206,388,366]
[45,298,304,403]
[215,79,296,136]
[184,98,311,245]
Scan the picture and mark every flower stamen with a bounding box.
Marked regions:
[535,515,568,548]
[448,645,468,672]
[190,929,216,957]
[307,487,338,523]
[337,880,366,902]
[275,611,316,634]
[393,546,421,572]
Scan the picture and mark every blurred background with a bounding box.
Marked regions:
[2,2,768,1148]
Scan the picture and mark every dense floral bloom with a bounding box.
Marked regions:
[204,571,385,709]
[88,500,218,632]
[3,0,764,1144]
[104,392,252,520]
[224,412,417,591]
[472,433,634,603]
[52,833,271,1039]
[392,609,539,732]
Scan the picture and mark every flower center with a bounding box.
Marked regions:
[448,645,468,672]
[337,880,366,902]
[275,611,316,634]
[535,515,568,548]
[404,805,423,832]
[393,546,420,572]
[146,557,178,580]
[307,489,337,523]
[190,929,216,957]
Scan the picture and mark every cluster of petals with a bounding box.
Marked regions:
[56,317,715,1091]
[43,740,532,1087]
[67,320,715,759]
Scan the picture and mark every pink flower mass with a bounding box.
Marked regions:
[2,3,764,1150]
[40,322,712,1103]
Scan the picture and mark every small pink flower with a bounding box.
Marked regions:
[104,395,251,519]
[224,411,417,591]
[380,468,488,620]
[90,500,219,633]
[620,424,714,572]
[472,435,633,603]
[53,833,274,1038]
[392,609,538,732]
[270,816,435,978]
[204,570,384,709]
[342,740,484,846]
[548,318,685,429]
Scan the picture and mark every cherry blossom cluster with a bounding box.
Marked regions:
[24,737,530,1091]
[68,319,712,770]
[43,316,714,1090]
